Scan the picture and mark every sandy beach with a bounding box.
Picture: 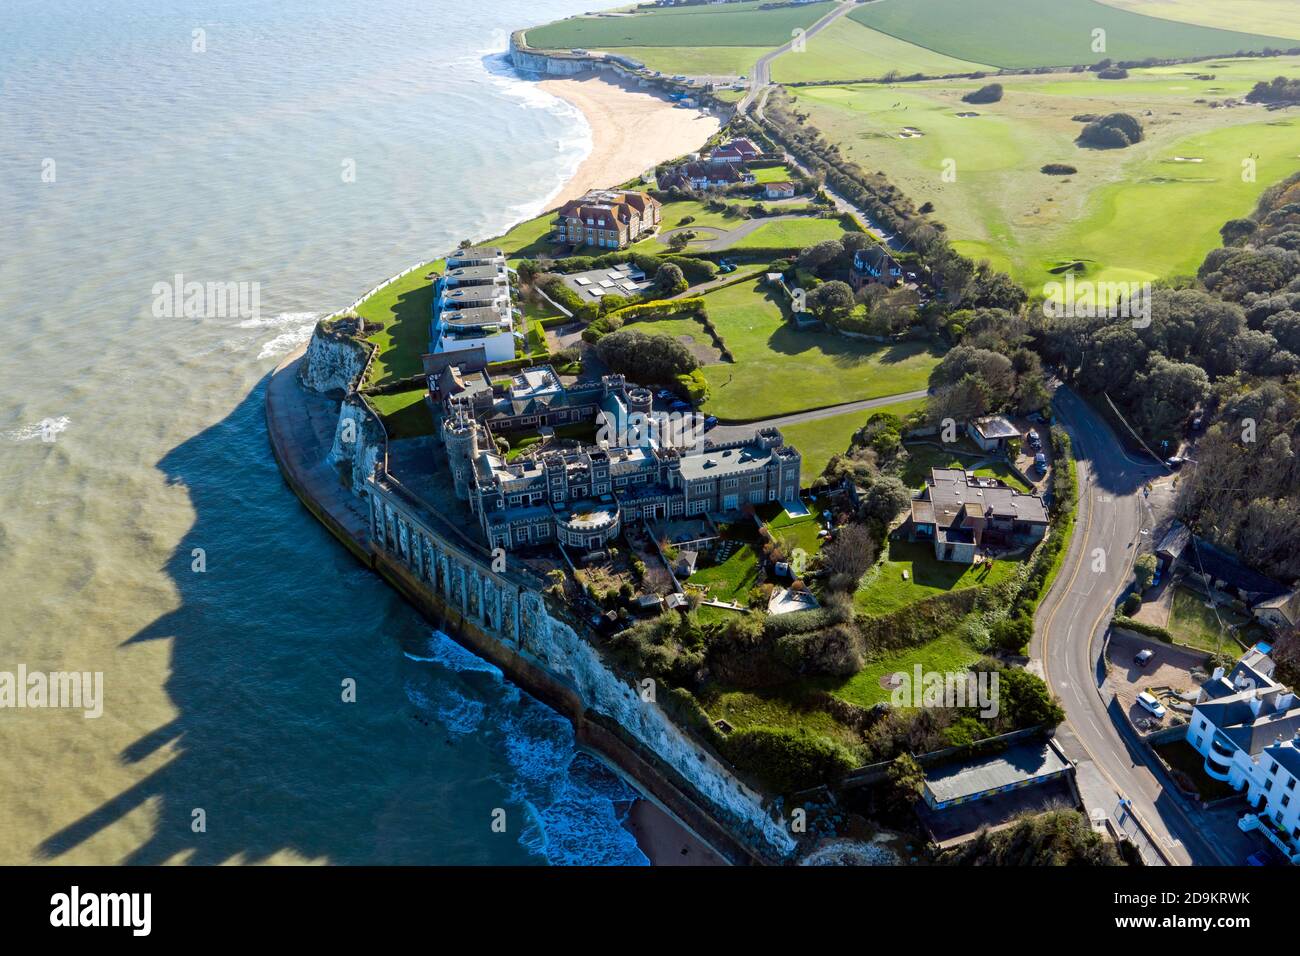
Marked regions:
[539,73,722,206]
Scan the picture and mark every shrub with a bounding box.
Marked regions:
[1077,113,1144,150]
[721,727,857,794]
[962,83,1003,104]
[1041,163,1077,176]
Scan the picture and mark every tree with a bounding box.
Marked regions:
[821,523,877,592]
[808,280,855,324]
[653,261,687,296]
[1134,553,1157,592]
[886,753,926,811]
[999,668,1065,728]
[796,238,844,273]
[595,328,698,383]
[861,475,912,526]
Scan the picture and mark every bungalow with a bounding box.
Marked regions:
[764,180,797,200]
[909,468,1048,563]
[968,415,1021,453]
[555,189,661,249]
[849,244,903,288]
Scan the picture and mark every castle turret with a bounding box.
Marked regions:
[442,410,480,501]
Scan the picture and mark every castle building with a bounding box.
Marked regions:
[435,364,801,551]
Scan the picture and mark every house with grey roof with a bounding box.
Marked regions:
[908,468,1048,563]
[967,415,1021,452]
[1187,650,1300,859]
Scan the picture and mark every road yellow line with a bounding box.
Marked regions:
[1038,422,1179,864]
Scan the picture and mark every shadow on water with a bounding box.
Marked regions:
[35,377,526,865]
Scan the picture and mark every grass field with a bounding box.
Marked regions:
[849,0,1295,69]
[527,0,833,46]
[823,632,982,708]
[770,15,993,83]
[1167,586,1248,654]
[789,57,1300,288]
[1098,0,1300,41]
[699,683,864,748]
[692,278,943,420]
[751,164,795,184]
[854,540,1021,616]
[778,397,927,480]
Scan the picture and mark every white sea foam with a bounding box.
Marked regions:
[5,416,71,442]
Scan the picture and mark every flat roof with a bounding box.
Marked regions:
[925,739,1071,805]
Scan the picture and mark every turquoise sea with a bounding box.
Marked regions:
[0,0,649,865]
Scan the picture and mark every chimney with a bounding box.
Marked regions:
[1212,666,1226,682]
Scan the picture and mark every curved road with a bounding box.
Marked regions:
[1033,385,1228,865]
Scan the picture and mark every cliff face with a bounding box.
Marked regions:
[327,396,384,497]
[299,327,368,395]
[517,592,797,859]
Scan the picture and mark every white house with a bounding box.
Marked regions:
[1185,649,1300,861]
[764,181,796,200]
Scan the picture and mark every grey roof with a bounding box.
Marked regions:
[1156,520,1191,559]
[449,245,504,261]
[1197,687,1300,755]
[971,415,1021,440]
[440,306,506,329]
[441,286,506,305]
[924,739,1071,804]
[924,468,1048,527]
[678,443,776,481]
[445,265,506,283]
[1265,742,1300,779]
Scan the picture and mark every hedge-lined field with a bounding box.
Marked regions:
[770,15,992,83]
[525,1,834,50]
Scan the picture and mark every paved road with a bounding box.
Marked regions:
[1032,384,1234,865]
[739,1,853,114]
[709,388,929,441]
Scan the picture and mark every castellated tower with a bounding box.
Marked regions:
[442,408,480,501]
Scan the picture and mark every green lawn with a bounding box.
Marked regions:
[695,278,943,420]
[687,525,763,604]
[771,15,993,83]
[1167,586,1248,654]
[823,632,983,708]
[750,164,794,184]
[730,216,859,250]
[366,388,433,439]
[779,397,928,481]
[854,540,1022,616]
[525,1,835,50]
[849,0,1294,69]
[356,264,440,386]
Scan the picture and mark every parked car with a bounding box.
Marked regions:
[671,400,691,412]
[1034,452,1048,474]
[1247,848,1284,866]
[703,416,718,430]
[1164,456,1184,470]
[1137,692,1167,719]
[657,389,674,400]
[1134,649,1155,667]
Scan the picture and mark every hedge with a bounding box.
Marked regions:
[1111,615,1174,642]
